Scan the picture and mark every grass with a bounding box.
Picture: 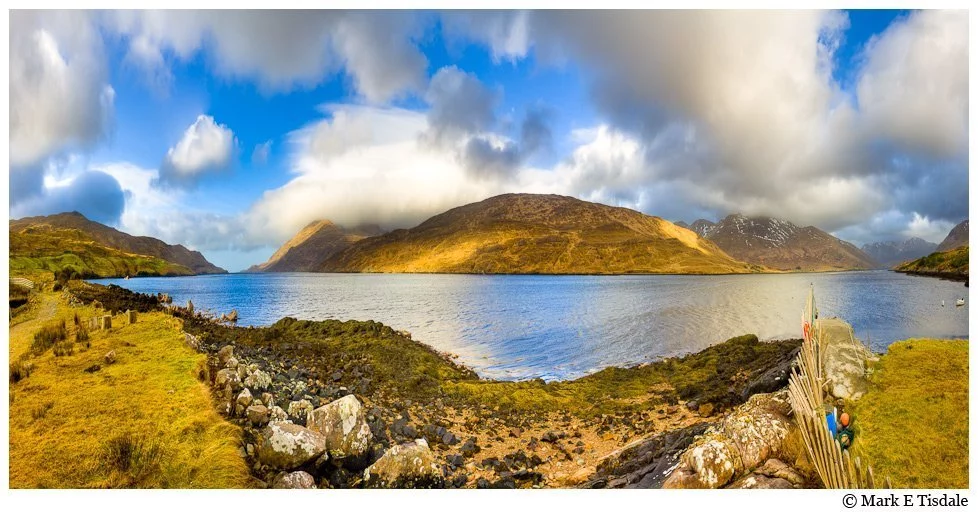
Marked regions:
[31,319,67,355]
[8,290,253,488]
[896,246,969,277]
[850,338,969,489]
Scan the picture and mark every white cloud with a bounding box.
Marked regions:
[103,10,427,102]
[9,11,115,168]
[442,11,531,62]
[449,10,967,243]
[251,140,273,165]
[250,104,508,241]
[158,115,236,186]
[856,10,968,157]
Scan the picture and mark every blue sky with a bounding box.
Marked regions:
[9,10,967,271]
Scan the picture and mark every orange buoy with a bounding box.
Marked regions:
[840,412,851,427]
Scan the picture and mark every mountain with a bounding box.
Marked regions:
[9,212,225,278]
[688,219,720,239]
[321,194,757,274]
[936,220,969,252]
[895,246,968,281]
[861,238,939,268]
[686,214,876,271]
[248,220,382,272]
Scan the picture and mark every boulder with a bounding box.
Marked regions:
[271,471,316,489]
[740,346,800,401]
[819,318,872,401]
[662,391,793,489]
[247,404,270,426]
[582,422,713,488]
[217,345,234,367]
[364,438,443,488]
[257,422,327,470]
[306,394,374,460]
[728,473,795,489]
[728,458,807,488]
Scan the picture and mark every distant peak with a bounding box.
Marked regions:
[304,219,335,229]
[56,211,89,220]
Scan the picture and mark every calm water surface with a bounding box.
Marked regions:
[91,271,969,381]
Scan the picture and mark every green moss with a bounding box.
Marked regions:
[850,339,968,489]
[180,304,799,420]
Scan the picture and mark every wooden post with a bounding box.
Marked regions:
[127,310,137,324]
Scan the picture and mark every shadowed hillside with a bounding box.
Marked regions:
[248,220,382,272]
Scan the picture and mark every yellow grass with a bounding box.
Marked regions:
[8,291,252,488]
[850,338,969,489]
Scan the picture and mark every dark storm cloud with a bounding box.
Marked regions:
[11,170,126,225]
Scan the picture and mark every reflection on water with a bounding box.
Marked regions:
[91,271,968,381]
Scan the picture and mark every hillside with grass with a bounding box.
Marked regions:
[10,212,226,275]
[8,290,252,488]
[850,339,968,488]
[894,245,969,280]
[10,223,196,280]
[9,212,226,279]
[322,194,760,274]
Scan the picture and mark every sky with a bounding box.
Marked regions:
[8,10,969,272]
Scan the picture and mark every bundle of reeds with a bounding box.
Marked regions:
[786,286,887,489]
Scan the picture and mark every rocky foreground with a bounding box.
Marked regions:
[68,282,810,489]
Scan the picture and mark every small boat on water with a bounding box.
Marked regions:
[956,298,965,307]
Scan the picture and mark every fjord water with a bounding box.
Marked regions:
[92,271,968,381]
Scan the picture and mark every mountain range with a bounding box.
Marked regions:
[317,194,755,274]
[9,212,225,278]
[861,238,938,268]
[678,214,876,271]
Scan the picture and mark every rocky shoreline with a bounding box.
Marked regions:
[67,281,808,489]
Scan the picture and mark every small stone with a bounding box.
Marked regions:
[698,403,715,417]
[103,350,116,365]
[271,471,316,489]
[236,388,253,409]
[247,404,270,426]
[460,437,481,457]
